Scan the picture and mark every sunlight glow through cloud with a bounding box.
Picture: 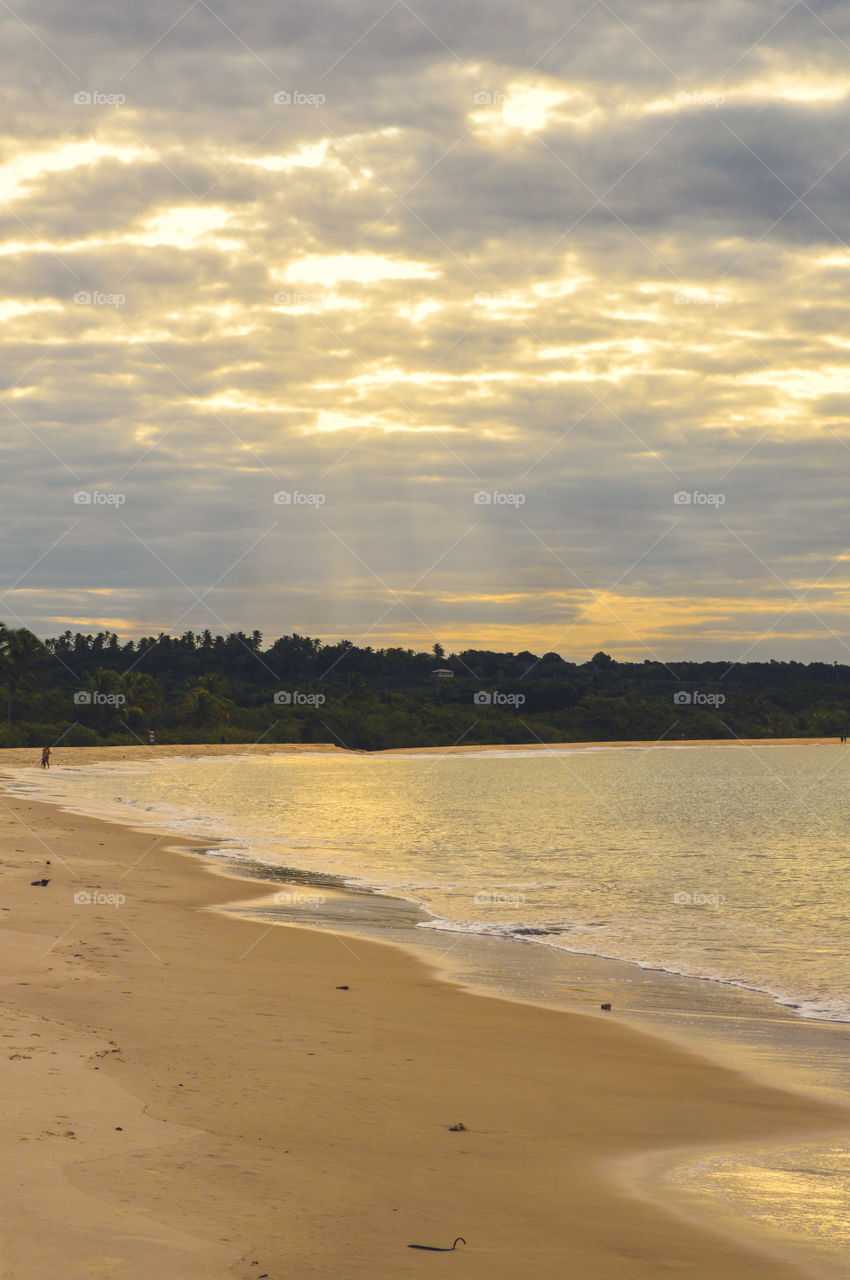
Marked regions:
[284,253,439,285]
[0,138,153,202]
[137,205,240,248]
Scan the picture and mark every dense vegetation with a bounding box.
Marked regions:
[2,623,850,751]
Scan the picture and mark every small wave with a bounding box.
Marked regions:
[6,756,849,1028]
[415,916,850,1024]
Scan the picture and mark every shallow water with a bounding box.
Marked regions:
[12,744,850,1021]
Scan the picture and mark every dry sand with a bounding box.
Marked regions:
[1,745,848,1279]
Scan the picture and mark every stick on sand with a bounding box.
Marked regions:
[408,1237,466,1251]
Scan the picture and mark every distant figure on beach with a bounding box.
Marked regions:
[841,734,847,746]
[40,745,50,769]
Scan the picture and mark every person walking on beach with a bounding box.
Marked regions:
[40,745,50,769]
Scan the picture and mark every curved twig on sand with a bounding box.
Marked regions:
[408,1237,466,1251]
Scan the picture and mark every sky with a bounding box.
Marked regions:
[3,0,850,662]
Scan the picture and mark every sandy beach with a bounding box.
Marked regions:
[2,745,849,1279]
[0,734,841,774]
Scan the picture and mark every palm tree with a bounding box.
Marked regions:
[177,681,234,728]
[809,707,843,738]
[86,666,124,699]
[120,671,162,716]
[0,625,49,720]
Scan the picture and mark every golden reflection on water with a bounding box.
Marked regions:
[667,1143,850,1270]
[12,748,850,1020]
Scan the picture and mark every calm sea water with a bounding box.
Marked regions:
[14,744,850,1021]
[7,744,850,1278]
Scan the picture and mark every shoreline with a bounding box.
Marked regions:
[6,741,849,1035]
[2,776,850,1277]
[0,733,844,773]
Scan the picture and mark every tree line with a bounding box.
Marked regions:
[2,623,850,750]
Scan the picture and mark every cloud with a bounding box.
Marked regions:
[2,0,850,661]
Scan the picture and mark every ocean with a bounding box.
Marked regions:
[7,743,850,1278]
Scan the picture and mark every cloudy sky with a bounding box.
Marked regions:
[2,0,850,661]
